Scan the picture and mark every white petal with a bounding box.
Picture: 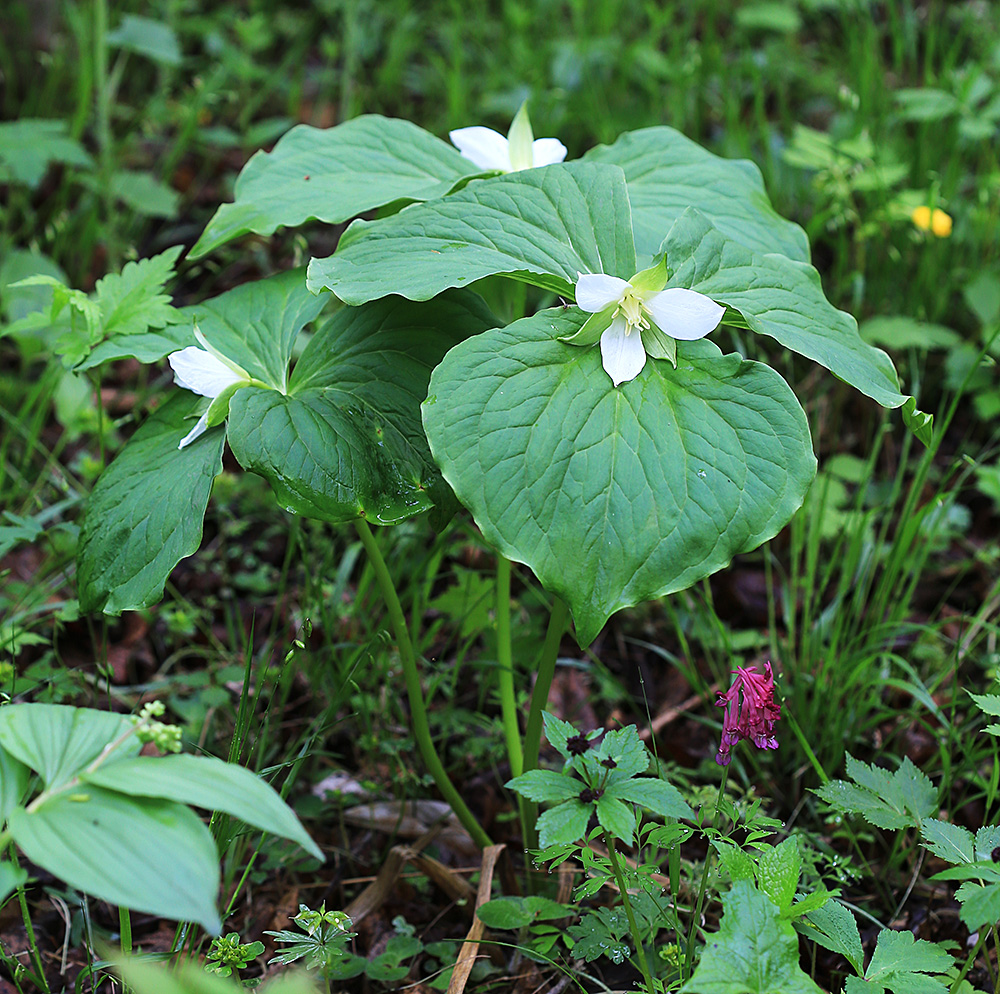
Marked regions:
[169,347,245,398]
[600,317,646,386]
[177,410,211,449]
[531,138,568,166]
[575,273,631,313]
[448,127,511,171]
[643,287,725,341]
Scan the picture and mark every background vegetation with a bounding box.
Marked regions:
[2,0,999,990]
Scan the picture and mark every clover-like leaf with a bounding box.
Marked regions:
[422,308,815,645]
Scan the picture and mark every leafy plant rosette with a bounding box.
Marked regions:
[76,111,929,646]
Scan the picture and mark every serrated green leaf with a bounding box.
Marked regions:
[920,819,975,864]
[0,119,94,188]
[816,754,935,831]
[662,209,908,410]
[477,895,571,929]
[81,754,322,860]
[799,899,863,974]
[955,882,1000,930]
[77,393,225,615]
[968,691,1000,719]
[536,799,592,848]
[680,880,823,994]
[191,117,481,257]
[505,770,581,803]
[226,291,495,525]
[757,837,801,912]
[583,126,808,262]
[422,308,815,645]
[597,725,648,778]
[307,161,636,303]
[606,777,694,820]
[69,246,184,370]
[541,711,582,760]
[975,826,1000,859]
[595,795,635,844]
[0,703,138,790]
[9,786,221,932]
[863,929,952,993]
[715,840,757,882]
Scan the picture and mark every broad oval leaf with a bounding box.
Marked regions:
[190,116,482,258]
[306,161,636,303]
[81,754,322,861]
[583,126,809,263]
[0,703,138,790]
[179,268,329,391]
[226,292,497,525]
[422,308,816,646]
[9,785,222,932]
[663,209,909,410]
[77,393,225,615]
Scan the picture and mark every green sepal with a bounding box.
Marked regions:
[641,324,677,366]
[562,304,615,346]
[629,254,668,293]
[205,380,253,428]
[507,101,534,172]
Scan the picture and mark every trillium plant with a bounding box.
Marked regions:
[74,105,931,850]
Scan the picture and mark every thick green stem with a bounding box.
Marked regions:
[604,832,656,994]
[684,764,730,981]
[495,557,522,779]
[119,906,132,954]
[522,597,570,776]
[93,0,119,268]
[354,519,492,849]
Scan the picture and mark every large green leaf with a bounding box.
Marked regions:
[583,127,809,263]
[680,880,823,994]
[422,308,815,645]
[306,161,636,303]
[0,747,30,821]
[178,268,329,389]
[82,754,322,860]
[226,292,497,524]
[0,862,28,906]
[77,393,225,615]
[0,703,138,790]
[8,786,222,932]
[663,209,908,409]
[190,116,482,258]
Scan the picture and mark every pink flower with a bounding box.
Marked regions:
[715,661,781,766]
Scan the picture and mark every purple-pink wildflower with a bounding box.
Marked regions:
[715,661,781,766]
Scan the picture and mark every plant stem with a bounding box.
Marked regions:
[495,557,522,779]
[684,763,730,981]
[119,906,132,955]
[604,831,656,994]
[522,597,570,776]
[93,0,118,268]
[8,845,49,993]
[353,519,492,849]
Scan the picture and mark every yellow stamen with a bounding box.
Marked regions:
[614,286,650,335]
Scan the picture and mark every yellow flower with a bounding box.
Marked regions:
[911,205,952,238]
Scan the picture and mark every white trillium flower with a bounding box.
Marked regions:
[572,258,725,386]
[168,326,254,449]
[449,102,567,173]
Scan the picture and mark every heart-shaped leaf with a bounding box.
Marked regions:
[306,161,636,303]
[190,116,482,258]
[422,308,816,645]
[663,209,909,409]
[583,127,809,263]
[77,393,225,615]
[226,291,498,525]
